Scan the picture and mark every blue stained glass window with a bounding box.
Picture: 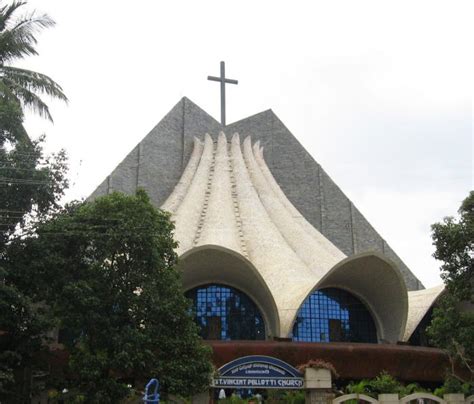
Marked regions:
[292,288,377,343]
[185,284,265,340]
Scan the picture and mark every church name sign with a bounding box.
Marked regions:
[212,355,304,389]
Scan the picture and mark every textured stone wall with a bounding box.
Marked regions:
[89,97,423,290]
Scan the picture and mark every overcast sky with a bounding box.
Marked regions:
[20,0,472,288]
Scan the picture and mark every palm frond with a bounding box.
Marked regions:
[8,10,55,34]
[0,1,27,32]
[0,5,55,64]
[1,66,68,102]
[0,2,65,122]
[3,77,53,121]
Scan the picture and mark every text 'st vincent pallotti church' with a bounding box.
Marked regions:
[89,94,447,382]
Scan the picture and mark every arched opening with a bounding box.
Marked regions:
[404,285,444,344]
[308,252,408,343]
[178,244,280,338]
[292,288,377,343]
[185,284,265,340]
[408,307,435,347]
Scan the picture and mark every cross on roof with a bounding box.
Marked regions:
[207,61,238,126]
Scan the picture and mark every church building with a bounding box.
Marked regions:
[90,95,447,383]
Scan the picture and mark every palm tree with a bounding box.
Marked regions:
[0,1,67,122]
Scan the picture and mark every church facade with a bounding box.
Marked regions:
[90,97,447,382]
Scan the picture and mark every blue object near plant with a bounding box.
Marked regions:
[143,378,160,403]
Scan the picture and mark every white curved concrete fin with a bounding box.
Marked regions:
[196,132,243,255]
[161,136,203,213]
[230,133,315,335]
[243,137,343,277]
[403,284,444,341]
[253,142,345,263]
[172,134,214,255]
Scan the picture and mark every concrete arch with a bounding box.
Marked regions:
[333,394,379,404]
[403,285,445,341]
[177,245,280,338]
[292,285,383,343]
[400,393,446,404]
[289,252,408,343]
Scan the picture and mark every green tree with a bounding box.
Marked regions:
[0,2,68,400]
[428,191,474,385]
[0,0,68,242]
[431,192,474,303]
[0,105,67,399]
[8,191,213,403]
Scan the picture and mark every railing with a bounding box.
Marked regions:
[334,393,470,404]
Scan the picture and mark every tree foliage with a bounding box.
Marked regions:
[0,0,69,243]
[0,103,67,399]
[428,191,474,385]
[345,371,425,398]
[0,1,67,121]
[0,1,68,399]
[431,191,474,303]
[7,191,213,402]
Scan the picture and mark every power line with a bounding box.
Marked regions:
[0,178,54,185]
[0,167,46,171]
[0,152,44,157]
[3,229,168,241]
[0,209,33,214]
[0,222,161,231]
[0,210,27,214]
[0,212,127,221]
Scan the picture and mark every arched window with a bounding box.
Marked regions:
[292,288,377,343]
[185,284,265,340]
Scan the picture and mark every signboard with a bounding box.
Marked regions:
[212,355,304,389]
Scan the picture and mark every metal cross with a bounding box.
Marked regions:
[207,61,238,126]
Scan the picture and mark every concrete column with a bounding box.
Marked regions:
[191,390,210,404]
[305,368,332,389]
[305,390,335,404]
[444,394,465,404]
[378,394,399,404]
[379,394,399,404]
[304,368,334,404]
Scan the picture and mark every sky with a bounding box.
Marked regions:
[19,0,472,288]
